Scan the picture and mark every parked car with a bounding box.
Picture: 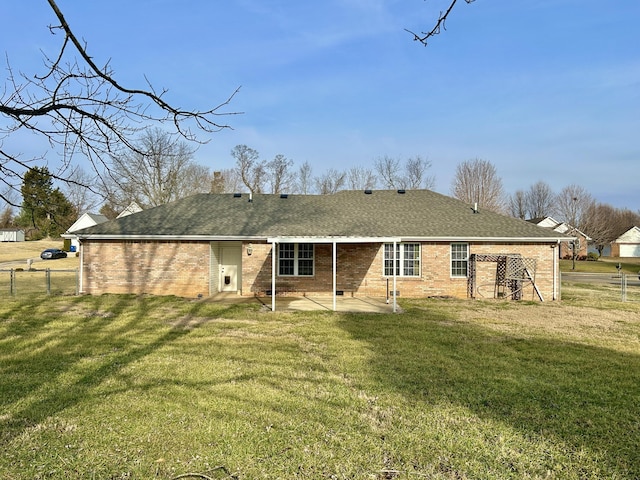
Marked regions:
[40,248,68,260]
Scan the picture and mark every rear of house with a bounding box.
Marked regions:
[70,190,570,303]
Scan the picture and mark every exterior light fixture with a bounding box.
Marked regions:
[247,243,253,256]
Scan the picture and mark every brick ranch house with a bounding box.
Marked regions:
[66,190,572,310]
[527,217,590,259]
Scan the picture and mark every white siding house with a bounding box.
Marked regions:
[611,226,640,258]
[66,213,108,251]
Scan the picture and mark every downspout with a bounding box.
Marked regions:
[78,238,84,294]
[271,241,276,312]
[332,241,337,312]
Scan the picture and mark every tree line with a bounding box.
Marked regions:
[2,133,638,254]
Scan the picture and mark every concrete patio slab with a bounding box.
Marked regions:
[211,293,396,313]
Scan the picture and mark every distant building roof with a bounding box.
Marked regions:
[117,201,143,218]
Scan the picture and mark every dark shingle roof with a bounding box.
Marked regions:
[75,190,569,241]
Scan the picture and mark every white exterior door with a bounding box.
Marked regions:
[220,243,242,292]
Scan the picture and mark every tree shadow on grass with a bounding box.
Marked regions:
[337,303,640,477]
[0,294,244,448]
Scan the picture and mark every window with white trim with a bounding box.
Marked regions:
[451,243,469,277]
[384,243,420,277]
[278,243,314,276]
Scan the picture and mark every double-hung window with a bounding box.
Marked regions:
[384,243,420,277]
[451,243,469,277]
[278,243,314,276]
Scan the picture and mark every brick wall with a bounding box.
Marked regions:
[465,243,557,301]
[81,239,559,301]
[558,234,587,259]
[81,240,210,297]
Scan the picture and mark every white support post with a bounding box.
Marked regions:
[271,241,276,312]
[552,243,558,301]
[332,241,337,312]
[393,240,397,313]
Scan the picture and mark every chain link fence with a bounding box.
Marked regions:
[0,268,79,296]
[621,273,640,303]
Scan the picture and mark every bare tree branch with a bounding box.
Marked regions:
[406,0,475,46]
[1,0,240,198]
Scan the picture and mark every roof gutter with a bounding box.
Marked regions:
[62,234,270,242]
[63,234,574,243]
[399,236,574,243]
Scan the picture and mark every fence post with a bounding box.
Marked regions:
[621,273,627,302]
[75,268,79,296]
[10,268,15,295]
[46,268,51,295]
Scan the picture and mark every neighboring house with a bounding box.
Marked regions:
[610,226,640,258]
[67,190,570,309]
[0,229,25,242]
[527,217,588,259]
[66,213,109,252]
[117,201,143,218]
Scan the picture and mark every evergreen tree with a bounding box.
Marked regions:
[17,167,75,239]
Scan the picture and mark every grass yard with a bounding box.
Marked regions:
[0,239,67,263]
[560,257,640,275]
[1,286,639,479]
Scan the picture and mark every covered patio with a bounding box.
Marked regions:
[267,236,402,313]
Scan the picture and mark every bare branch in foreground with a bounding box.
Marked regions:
[406,0,476,46]
[1,0,241,195]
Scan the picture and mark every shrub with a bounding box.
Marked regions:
[587,252,599,261]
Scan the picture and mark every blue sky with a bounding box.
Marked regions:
[3,1,639,209]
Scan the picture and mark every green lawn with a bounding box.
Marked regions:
[1,291,639,479]
[561,257,640,274]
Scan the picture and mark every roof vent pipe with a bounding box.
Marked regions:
[473,202,478,213]
[249,192,253,203]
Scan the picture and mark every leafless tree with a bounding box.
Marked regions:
[450,158,505,213]
[374,155,434,190]
[405,156,436,189]
[347,166,377,191]
[615,208,640,233]
[295,161,314,194]
[581,203,640,257]
[102,128,209,209]
[374,156,402,189]
[582,202,617,257]
[265,154,294,194]
[0,205,14,228]
[64,167,101,216]
[523,181,556,219]
[555,184,594,229]
[315,169,346,195]
[0,0,238,207]
[508,190,527,219]
[231,145,265,194]
[0,186,17,227]
[406,0,476,46]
